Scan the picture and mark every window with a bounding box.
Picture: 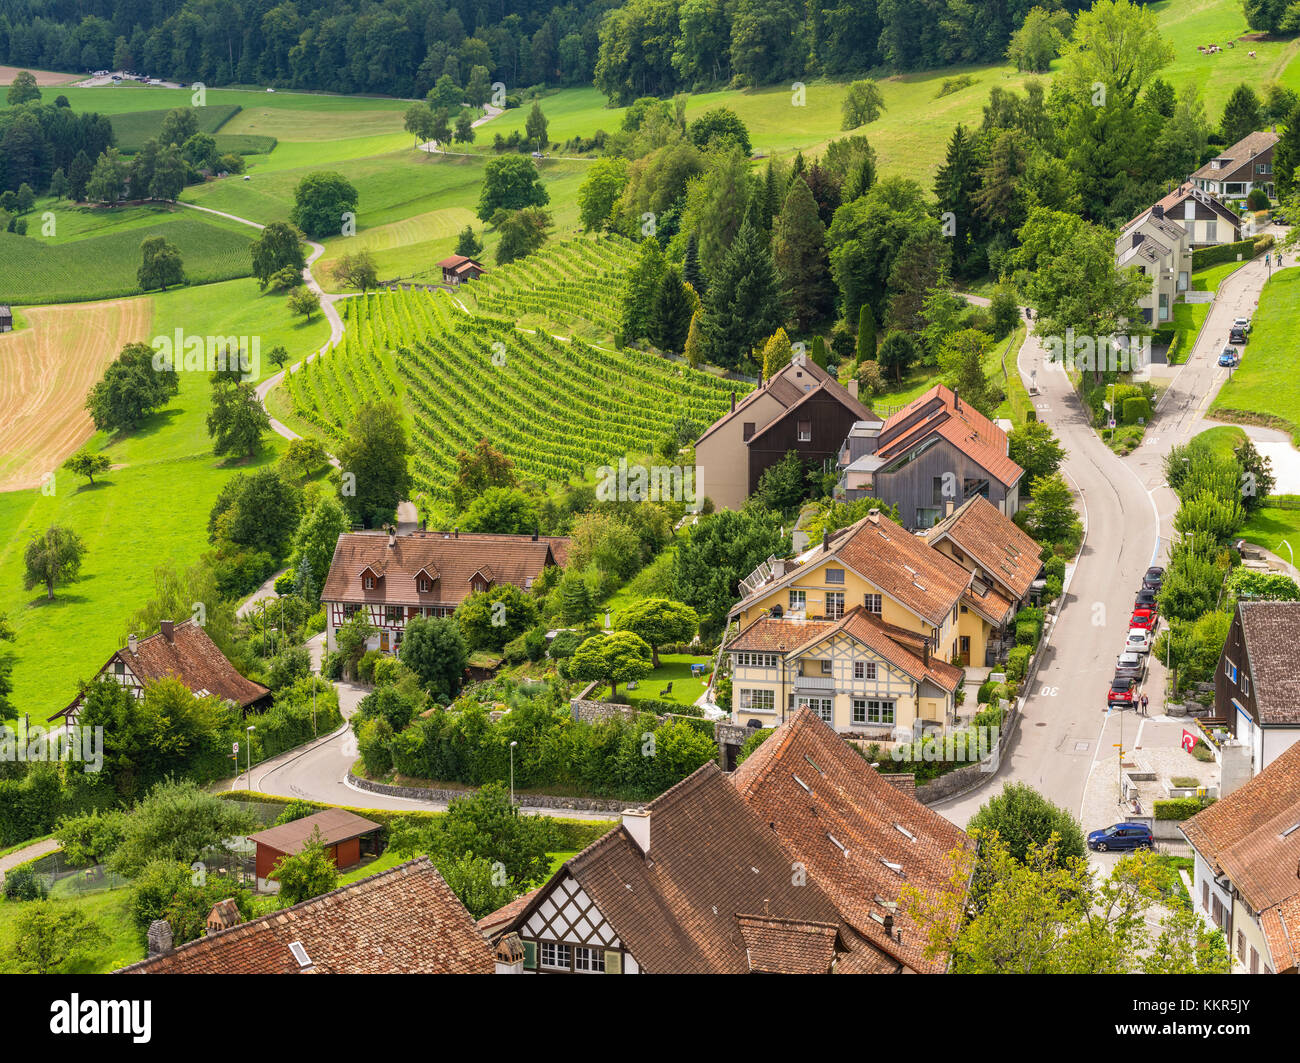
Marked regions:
[743,422,756,441]
[853,661,876,680]
[574,947,606,973]
[819,659,833,675]
[1212,896,1223,928]
[385,606,403,624]
[789,589,806,611]
[824,568,845,584]
[1237,931,1246,963]
[825,592,845,619]
[1225,659,1238,683]
[1202,881,1209,910]
[735,652,778,669]
[1242,674,1249,695]
[1250,947,1259,974]
[854,699,894,724]
[417,577,431,592]
[540,941,571,970]
[863,593,881,614]
[113,660,125,675]
[1206,220,1217,242]
[738,688,775,712]
[797,421,812,442]
[343,603,360,619]
[363,576,375,590]
[798,697,832,723]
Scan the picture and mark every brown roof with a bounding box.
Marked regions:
[877,385,1022,489]
[56,618,268,720]
[695,359,870,448]
[731,708,973,974]
[438,254,484,271]
[735,914,839,973]
[1261,893,1300,974]
[321,530,564,609]
[831,607,965,692]
[727,615,836,653]
[925,496,1043,602]
[247,808,380,855]
[1190,130,1279,184]
[117,857,493,974]
[1128,183,1242,231]
[1237,602,1300,725]
[485,762,893,973]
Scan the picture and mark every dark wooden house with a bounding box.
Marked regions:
[0,305,12,333]
[1214,600,1300,775]
[438,255,486,286]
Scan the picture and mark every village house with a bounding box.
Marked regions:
[53,618,270,727]
[438,254,486,286]
[835,385,1023,530]
[480,710,971,974]
[118,857,494,974]
[1181,740,1300,974]
[694,358,875,513]
[1130,184,1242,249]
[246,809,383,892]
[321,526,567,655]
[1191,130,1278,202]
[1212,601,1300,775]
[1115,208,1194,325]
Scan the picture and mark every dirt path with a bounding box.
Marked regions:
[0,838,60,885]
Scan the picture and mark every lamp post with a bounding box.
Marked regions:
[1281,539,1295,583]
[509,741,518,806]
[246,724,255,791]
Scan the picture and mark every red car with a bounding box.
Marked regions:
[1130,608,1157,630]
[1108,676,1136,708]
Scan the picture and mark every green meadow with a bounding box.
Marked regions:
[0,278,329,723]
[1211,269,1300,442]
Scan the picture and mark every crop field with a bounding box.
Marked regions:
[0,64,78,85]
[0,217,254,304]
[0,298,154,491]
[314,204,478,291]
[283,284,740,499]
[108,103,245,152]
[465,234,637,340]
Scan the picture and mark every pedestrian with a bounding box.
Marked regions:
[1140,693,1149,716]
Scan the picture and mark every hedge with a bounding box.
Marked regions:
[1154,796,1216,821]
[1122,396,1151,424]
[1006,644,1032,682]
[1191,237,1257,271]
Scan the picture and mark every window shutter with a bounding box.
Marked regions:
[522,940,537,970]
[605,950,622,974]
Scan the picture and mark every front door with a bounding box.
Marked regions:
[959,636,971,667]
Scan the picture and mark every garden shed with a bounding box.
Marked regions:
[247,809,382,891]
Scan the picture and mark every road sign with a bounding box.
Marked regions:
[232,741,239,754]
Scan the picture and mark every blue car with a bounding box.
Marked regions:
[1218,347,1239,368]
[1087,822,1154,852]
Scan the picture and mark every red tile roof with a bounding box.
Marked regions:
[731,708,973,974]
[735,913,839,973]
[877,384,1022,489]
[925,496,1043,603]
[118,857,493,974]
[727,615,837,653]
[321,530,565,609]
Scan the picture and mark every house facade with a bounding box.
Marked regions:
[1115,208,1194,325]
[438,255,485,285]
[1191,131,1278,202]
[1214,601,1300,775]
[1132,184,1242,249]
[835,385,1024,530]
[1181,740,1300,974]
[54,618,270,726]
[321,527,566,654]
[694,359,874,512]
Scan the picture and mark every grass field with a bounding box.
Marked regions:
[0,278,329,723]
[0,214,255,304]
[1210,268,1300,442]
[598,654,713,708]
[1239,500,1300,559]
[0,889,143,974]
[0,298,154,491]
[1192,260,1249,292]
[109,103,241,152]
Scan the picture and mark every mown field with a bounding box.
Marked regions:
[0,215,255,304]
[1210,268,1300,441]
[0,278,330,723]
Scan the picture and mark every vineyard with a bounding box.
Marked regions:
[285,287,743,500]
[465,234,636,340]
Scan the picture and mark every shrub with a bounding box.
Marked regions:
[1191,237,1260,270]
[1121,396,1151,425]
[371,655,404,686]
[736,728,773,765]
[356,649,383,685]
[1044,574,1063,602]
[1155,796,1215,821]
[1006,644,1032,682]
[3,865,49,902]
[977,678,999,706]
[1044,555,1066,582]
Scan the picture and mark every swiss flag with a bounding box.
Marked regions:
[1181,729,1197,753]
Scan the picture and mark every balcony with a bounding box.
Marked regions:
[793,674,835,691]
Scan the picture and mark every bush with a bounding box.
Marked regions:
[736,728,773,765]
[1044,574,1063,602]
[371,655,404,686]
[3,865,49,902]
[356,649,383,685]
[1155,796,1215,821]
[1121,396,1151,425]
[1006,644,1032,682]
[1191,237,1260,270]
[977,678,1000,706]
[1044,555,1066,582]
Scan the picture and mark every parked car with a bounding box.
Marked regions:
[1144,566,1165,587]
[1115,651,1145,680]
[1130,609,1157,630]
[1229,327,1248,345]
[1108,676,1136,708]
[1126,628,1152,654]
[1218,346,1239,368]
[1087,823,1154,852]
[1135,588,1157,609]
[1232,316,1252,333]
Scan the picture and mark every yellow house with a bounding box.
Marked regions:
[729,508,994,668]
[727,607,964,737]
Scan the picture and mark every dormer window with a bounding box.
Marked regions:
[364,576,375,590]
[418,577,431,593]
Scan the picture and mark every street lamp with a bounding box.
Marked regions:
[509,741,518,806]
[1281,539,1295,582]
[246,725,255,791]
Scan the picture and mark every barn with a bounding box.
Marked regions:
[247,809,383,891]
[0,306,12,333]
[438,254,486,286]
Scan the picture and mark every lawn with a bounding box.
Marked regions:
[1210,269,1300,442]
[0,277,329,723]
[1161,299,1209,365]
[599,654,713,709]
[1238,499,1300,562]
[1191,424,1247,460]
[1191,259,1248,293]
[0,889,143,973]
[108,103,243,152]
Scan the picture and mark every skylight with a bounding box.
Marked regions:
[792,773,811,793]
[894,823,916,842]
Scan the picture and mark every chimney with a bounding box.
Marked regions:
[822,529,830,551]
[160,619,174,643]
[531,528,539,542]
[883,913,894,936]
[848,379,859,399]
[923,640,930,667]
[1132,232,1144,248]
[622,808,650,854]
[867,508,880,524]
[420,518,426,532]
[453,527,459,539]
[146,919,173,958]
[387,524,396,548]
[128,633,138,655]
[945,499,955,517]
[952,388,960,410]
[1152,204,1164,219]
[730,389,736,412]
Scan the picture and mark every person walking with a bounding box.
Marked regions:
[1140,692,1149,716]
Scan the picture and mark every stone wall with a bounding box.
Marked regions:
[346,768,629,813]
[569,699,642,725]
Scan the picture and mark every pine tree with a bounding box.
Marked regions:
[856,303,877,362]
[1220,84,1263,147]
[648,266,695,354]
[68,150,92,202]
[933,124,984,275]
[682,230,706,298]
[620,236,666,343]
[683,309,705,368]
[811,335,829,369]
[772,176,832,330]
[699,219,783,371]
[1275,102,1300,199]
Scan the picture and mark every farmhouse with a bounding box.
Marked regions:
[321,526,567,654]
[0,305,11,332]
[1211,601,1300,776]
[438,254,486,286]
[481,711,971,974]
[1191,130,1278,202]
[694,358,875,512]
[835,385,1023,529]
[246,808,383,892]
[1181,741,1300,974]
[118,857,494,974]
[53,619,270,726]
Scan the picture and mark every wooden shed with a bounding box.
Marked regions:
[0,306,12,333]
[247,809,382,891]
[438,254,486,286]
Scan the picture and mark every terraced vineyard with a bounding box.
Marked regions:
[465,234,636,339]
[286,286,742,499]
